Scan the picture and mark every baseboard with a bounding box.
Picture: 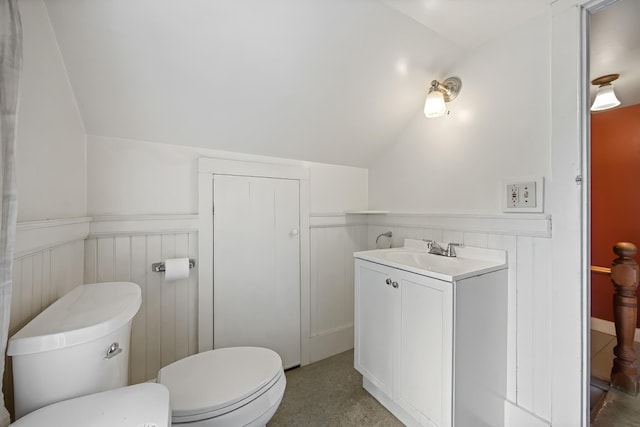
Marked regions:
[591,317,640,342]
[504,400,551,427]
[308,325,354,364]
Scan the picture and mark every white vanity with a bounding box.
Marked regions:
[354,239,508,427]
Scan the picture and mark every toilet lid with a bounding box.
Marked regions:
[11,383,170,427]
[158,347,283,419]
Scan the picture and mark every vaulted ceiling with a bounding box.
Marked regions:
[42,0,552,167]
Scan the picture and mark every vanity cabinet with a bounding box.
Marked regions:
[354,254,507,427]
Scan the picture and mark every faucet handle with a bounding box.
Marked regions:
[422,239,435,249]
[445,242,462,257]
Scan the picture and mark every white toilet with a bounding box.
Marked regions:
[11,383,171,427]
[7,281,286,426]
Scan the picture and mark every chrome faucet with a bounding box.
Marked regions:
[422,239,436,250]
[428,241,445,255]
[444,243,462,257]
[424,240,462,257]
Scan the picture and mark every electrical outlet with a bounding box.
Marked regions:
[505,182,537,208]
[508,185,519,207]
[503,177,544,213]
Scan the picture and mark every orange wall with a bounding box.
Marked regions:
[591,103,640,327]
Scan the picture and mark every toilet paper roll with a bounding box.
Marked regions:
[164,258,190,281]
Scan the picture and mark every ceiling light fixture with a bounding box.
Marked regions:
[424,77,461,118]
[591,74,621,111]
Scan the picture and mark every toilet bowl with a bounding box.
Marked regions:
[11,383,171,427]
[158,347,286,426]
[8,281,286,426]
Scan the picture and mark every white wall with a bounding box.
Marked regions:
[17,0,86,221]
[87,135,368,216]
[7,2,88,417]
[86,135,368,368]
[366,12,555,426]
[368,12,550,214]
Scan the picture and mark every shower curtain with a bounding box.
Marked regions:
[0,1,22,425]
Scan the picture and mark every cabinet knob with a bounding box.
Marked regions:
[385,278,392,285]
[392,281,399,289]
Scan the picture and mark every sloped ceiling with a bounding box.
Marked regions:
[43,0,550,167]
[382,0,549,50]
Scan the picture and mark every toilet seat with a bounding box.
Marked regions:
[158,346,285,424]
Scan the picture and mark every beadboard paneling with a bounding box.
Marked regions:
[10,239,85,335]
[309,217,367,362]
[84,231,198,384]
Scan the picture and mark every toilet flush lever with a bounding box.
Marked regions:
[105,342,122,360]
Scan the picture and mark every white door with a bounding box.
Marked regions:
[213,174,301,368]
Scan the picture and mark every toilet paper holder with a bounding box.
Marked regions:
[152,259,196,273]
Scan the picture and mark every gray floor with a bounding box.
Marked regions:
[269,334,640,426]
[590,330,640,426]
[268,349,403,426]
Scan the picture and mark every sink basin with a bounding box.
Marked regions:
[383,250,452,268]
[354,240,507,281]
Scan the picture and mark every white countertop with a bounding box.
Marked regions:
[354,239,507,282]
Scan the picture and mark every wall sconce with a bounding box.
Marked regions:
[424,77,462,118]
[591,74,621,111]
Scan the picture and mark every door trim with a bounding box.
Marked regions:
[198,158,311,365]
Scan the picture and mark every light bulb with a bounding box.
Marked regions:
[424,90,446,118]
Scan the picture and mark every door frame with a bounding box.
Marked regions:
[197,157,311,365]
[551,0,618,424]
[580,0,621,420]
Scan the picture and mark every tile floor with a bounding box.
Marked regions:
[268,349,402,426]
[591,329,618,382]
[590,329,640,426]
[269,332,638,426]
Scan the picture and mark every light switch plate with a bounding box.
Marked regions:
[502,177,544,213]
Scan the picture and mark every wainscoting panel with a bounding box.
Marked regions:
[10,239,85,336]
[84,230,198,384]
[365,213,553,424]
[309,215,367,363]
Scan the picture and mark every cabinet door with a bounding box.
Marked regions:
[354,260,398,397]
[395,270,453,427]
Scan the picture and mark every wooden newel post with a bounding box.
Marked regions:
[610,241,639,395]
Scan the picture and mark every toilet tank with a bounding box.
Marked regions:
[7,282,142,419]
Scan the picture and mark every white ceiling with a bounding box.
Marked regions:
[382,0,549,50]
[590,0,640,109]
[43,0,559,167]
[43,0,465,167]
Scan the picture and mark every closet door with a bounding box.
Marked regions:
[213,174,301,368]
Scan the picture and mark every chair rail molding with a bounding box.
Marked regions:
[15,217,91,258]
[367,212,551,238]
[89,214,198,236]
